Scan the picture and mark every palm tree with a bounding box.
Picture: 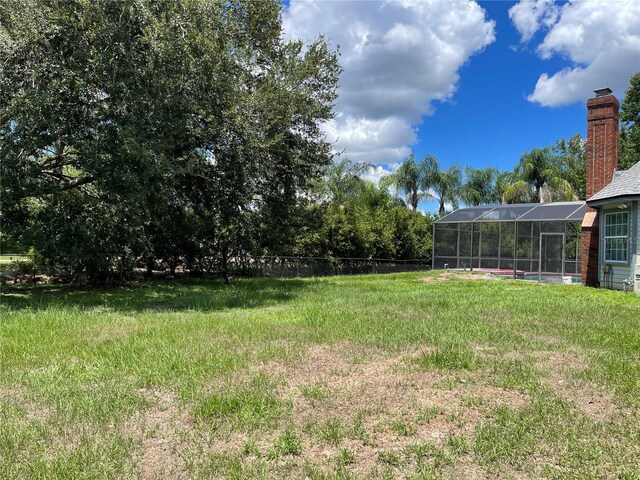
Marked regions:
[502,147,576,204]
[318,158,372,204]
[358,181,406,210]
[380,153,426,210]
[460,166,499,206]
[554,134,586,200]
[382,153,462,214]
[422,155,462,215]
[495,171,527,204]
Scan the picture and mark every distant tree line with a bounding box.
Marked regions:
[370,133,586,216]
[293,159,434,260]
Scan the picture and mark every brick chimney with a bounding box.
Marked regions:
[585,87,619,197]
[581,87,619,286]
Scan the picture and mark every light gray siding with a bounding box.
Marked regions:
[598,200,639,290]
[636,200,640,295]
[637,200,640,257]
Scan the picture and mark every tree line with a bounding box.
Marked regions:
[381,134,586,215]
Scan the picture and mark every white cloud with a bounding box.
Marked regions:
[509,0,640,107]
[508,0,559,42]
[322,116,416,164]
[284,0,495,165]
[361,163,401,186]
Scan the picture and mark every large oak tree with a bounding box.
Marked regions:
[0,0,340,282]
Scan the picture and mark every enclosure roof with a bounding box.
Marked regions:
[435,201,586,223]
[587,161,640,205]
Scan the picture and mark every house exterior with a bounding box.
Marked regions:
[581,88,640,294]
[432,87,640,295]
[584,161,640,293]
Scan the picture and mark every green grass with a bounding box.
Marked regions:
[301,381,329,404]
[1,272,639,478]
[194,373,288,431]
[313,418,347,445]
[415,343,480,371]
[269,428,302,458]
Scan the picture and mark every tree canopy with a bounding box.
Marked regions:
[0,0,341,282]
[620,72,640,170]
[502,147,578,204]
[380,153,427,211]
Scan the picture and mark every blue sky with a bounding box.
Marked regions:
[416,1,585,170]
[283,0,640,213]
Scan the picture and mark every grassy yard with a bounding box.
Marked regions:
[1,272,639,479]
[0,255,29,265]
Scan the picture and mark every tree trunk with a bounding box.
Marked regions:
[145,259,154,279]
[221,246,230,285]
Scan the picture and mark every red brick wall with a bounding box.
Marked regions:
[581,208,600,286]
[585,94,619,198]
[582,93,619,286]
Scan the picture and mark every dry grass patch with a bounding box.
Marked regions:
[0,384,54,423]
[223,343,538,478]
[87,318,138,345]
[421,271,496,283]
[126,388,192,479]
[534,351,619,420]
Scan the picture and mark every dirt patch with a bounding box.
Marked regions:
[0,384,54,422]
[246,343,533,477]
[422,271,496,283]
[443,461,534,479]
[535,352,618,420]
[118,343,622,478]
[128,388,192,480]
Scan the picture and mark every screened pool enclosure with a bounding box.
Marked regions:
[433,202,586,283]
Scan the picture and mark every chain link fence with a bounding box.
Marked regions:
[225,256,431,278]
[0,253,431,286]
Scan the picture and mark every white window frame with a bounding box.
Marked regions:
[603,211,629,263]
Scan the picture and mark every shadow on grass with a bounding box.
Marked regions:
[0,277,311,313]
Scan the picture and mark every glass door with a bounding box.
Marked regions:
[539,233,565,283]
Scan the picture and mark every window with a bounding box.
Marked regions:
[604,211,628,262]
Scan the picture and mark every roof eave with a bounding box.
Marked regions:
[587,194,640,207]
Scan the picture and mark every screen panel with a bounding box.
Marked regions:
[480,222,499,258]
[436,206,496,223]
[518,203,586,221]
[434,223,458,257]
[476,205,536,221]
